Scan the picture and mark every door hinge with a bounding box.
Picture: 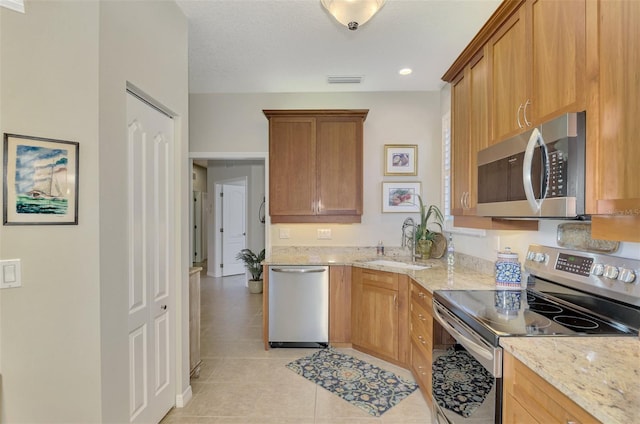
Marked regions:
[220,263,223,268]
[220,227,224,233]
[220,192,224,198]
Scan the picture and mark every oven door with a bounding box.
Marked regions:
[432,299,503,424]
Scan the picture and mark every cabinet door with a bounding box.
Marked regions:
[351,269,399,361]
[329,265,351,345]
[490,7,528,143]
[451,49,489,215]
[268,117,316,219]
[316,117,363,217]
[529,0,586,123]
[358,282,398,360]
[588,0,640,220]
[451,72,470,215]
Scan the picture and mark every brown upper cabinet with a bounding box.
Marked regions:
[489,0,586,144]
[586,0,640,241]
[443,0,640,241]
[263,109,368,224]
[451,48,489,216]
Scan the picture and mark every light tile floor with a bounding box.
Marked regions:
[161,272,432,423]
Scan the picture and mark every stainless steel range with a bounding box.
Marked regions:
[431,244,640,424]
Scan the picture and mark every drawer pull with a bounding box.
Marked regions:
[417,335,427,345]
[418,313,427,321]
[418,292,426,299]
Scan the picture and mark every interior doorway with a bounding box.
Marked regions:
[189,155,267,278]
[216,178,247,276]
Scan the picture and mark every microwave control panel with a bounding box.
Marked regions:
[546,143,567,198]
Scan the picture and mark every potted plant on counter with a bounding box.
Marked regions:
[236,248,266,294]
[415,196,445,258]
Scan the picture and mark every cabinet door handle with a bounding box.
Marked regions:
[523,99,532,127]
[517,103,524,129]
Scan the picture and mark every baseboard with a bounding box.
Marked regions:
[175,385,193,408]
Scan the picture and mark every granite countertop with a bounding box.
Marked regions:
[264,248,497,292]
[265,247,640,422]
[500,337,640,424]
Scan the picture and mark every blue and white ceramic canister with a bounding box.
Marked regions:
[495,248,521,289]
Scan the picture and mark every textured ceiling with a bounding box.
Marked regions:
[176,0,501,94]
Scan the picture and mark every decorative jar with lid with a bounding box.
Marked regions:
[495,247,521,289]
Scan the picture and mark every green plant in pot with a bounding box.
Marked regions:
[414,195,444,258]
[236,248,266,294]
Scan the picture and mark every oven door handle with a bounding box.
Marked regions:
[431,396,454,424]
[432,301,494,362]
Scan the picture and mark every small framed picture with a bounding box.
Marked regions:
[384,144,417,176]
[382,182,421,213]
[3,133,79,225]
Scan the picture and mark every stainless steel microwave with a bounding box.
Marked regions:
[476,112,586,219]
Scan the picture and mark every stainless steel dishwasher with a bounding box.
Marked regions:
[268,265,329,348]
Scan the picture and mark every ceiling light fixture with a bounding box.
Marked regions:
[399,68,413,76]
[321,0,386,31]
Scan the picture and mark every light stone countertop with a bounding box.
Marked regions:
[264,247,497,292]
[265,247,640,422]
[500,337,640,424]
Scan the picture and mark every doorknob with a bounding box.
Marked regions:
[161,305,167,310]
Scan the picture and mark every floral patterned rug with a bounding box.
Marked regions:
[286,348,418,417]
[432,348,494,418]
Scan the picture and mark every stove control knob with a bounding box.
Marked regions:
[591,263,604,276]
[526,251,536,261]
[618,268,636,284]
[534,252,547,263]
[603,265,619,279]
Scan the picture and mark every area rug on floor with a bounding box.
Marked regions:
[432,348,494,418]
[286,348,418,417]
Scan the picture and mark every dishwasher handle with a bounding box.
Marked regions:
[271,267,327,273]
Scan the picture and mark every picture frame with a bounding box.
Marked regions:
[3,133,79,225]
[384,144,417,176]
[382,182,421,213]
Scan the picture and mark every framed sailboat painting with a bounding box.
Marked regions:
[3,133,79,225]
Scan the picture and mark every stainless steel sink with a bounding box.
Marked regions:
[364,259,431,271]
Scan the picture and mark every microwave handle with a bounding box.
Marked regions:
[522,128,548,213]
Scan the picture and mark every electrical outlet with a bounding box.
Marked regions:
[317,229,332,239]
[279,228,290,239]
[494,236,501,251]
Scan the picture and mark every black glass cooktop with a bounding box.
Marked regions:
[434,288,639,347]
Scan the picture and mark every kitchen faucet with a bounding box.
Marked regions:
[401,217,422,262]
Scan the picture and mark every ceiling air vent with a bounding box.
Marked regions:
[327,75,364,84]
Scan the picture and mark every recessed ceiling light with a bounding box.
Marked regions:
[398,68,413,76]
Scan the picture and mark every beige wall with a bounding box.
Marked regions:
[190,91,442,250]
[0,1,189,422]
[0,2,102,421]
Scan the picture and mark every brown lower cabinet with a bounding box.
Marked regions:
[409,281,434,401]
[351,267,409,366]
[503,351,601,424]
[329,265,352,346]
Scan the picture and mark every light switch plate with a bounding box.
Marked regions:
[0,259,21,288]
[317,229,332,239]
[279,228,290,239]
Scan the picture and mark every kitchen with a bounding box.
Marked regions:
[0,0,639,423]
[191,0,640,423]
